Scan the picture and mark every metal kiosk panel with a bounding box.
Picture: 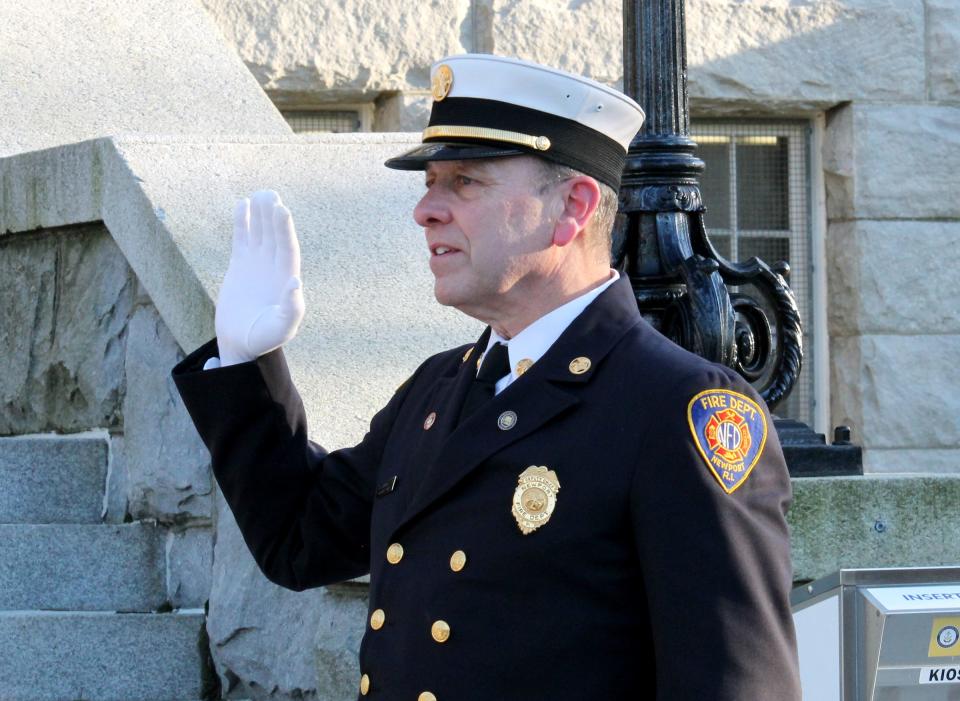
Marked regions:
[792,567,960,701]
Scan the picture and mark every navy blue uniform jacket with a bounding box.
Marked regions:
[172,277,801,700]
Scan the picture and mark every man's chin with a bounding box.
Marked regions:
[433,283,476,318]
[432,281,460,308]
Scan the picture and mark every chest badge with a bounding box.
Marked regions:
[511,466,560,535]
[687,389,767,494]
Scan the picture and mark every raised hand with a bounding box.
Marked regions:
[214,190,306,366]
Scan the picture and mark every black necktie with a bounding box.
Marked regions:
[458,342,510,425]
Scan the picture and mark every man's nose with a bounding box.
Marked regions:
[413,187,452,227]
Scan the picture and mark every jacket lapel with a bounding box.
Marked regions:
[391,276,643,536]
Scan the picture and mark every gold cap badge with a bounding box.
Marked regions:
[511,466,560,535]
[432,64,454,101]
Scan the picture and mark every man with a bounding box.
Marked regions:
[173,54,800,700]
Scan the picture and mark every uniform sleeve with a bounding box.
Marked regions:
[171,338,421,591]
[630,366,801,700]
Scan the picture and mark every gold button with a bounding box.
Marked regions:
[569,356,591,374]
[418,693,437,701]
[370,608,385,630]
[449,550,467,572]
[386,543,404,564]
[431,619,451,643]
[360,673,370,695]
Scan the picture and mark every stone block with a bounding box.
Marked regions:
[864,449,960,474]
[0,0,288,158]
[207,489,337,699]
[826,220,960,336]
[0,610,206,701]
[167,525,215,609]
[822,103,855,221]
[927,0,960,102]
[789,475,960,581]
[830,335,960,453]
[313,585,369,701]
[0,225,134,436]
[199,0,471,98]
[0,434,107,524]
[825,104,960,220]
[489,0,623,85]
[687,0,925,109]
[104,433,129,523]
[375,92,433,132]
[0,523,166,611]
[122,304,213,525]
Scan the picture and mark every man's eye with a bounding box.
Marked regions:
[456,175,475,186]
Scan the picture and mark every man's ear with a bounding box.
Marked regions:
[552,176,602,247]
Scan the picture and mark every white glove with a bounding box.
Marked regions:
[213,189,305,366]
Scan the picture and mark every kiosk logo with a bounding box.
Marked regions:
[929,617,960,657]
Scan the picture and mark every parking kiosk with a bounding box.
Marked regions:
[792,567,960,700]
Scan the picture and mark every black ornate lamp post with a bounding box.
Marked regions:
[617,0,860,475]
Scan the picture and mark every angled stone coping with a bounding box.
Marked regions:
[790,474,960,582]
[0,135,479,448]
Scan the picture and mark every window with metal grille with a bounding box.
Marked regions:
[283,109,363,134]
[691,120,814,426]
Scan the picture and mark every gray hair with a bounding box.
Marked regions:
[536,160,618,263]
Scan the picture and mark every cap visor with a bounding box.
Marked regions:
[384,141,527,170]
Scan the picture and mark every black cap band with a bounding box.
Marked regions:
[387,97,627,190]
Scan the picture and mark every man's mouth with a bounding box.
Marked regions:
[431,245,459,256]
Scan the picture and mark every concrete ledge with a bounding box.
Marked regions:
[0,134,478,449]
[790,475,960,581]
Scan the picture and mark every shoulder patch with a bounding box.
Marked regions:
[687,389,768,494]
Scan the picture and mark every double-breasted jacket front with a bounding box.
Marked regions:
[172,277,801,700]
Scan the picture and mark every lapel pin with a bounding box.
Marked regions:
[568,357,591,375]
[462,347,473,363]
[515,358,533,376]
[423,411,437,430]
[497,411,517,431]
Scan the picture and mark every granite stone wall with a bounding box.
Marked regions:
[0,224,214,606]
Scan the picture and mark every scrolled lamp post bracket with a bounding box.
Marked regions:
[618,0,802,411]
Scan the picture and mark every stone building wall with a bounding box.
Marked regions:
[202,0,960,472]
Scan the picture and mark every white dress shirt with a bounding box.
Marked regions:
[480,270,620,395]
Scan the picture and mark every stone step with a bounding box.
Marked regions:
[0,609,207,701]
[0,433,108,524]
[0,523,166,611]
